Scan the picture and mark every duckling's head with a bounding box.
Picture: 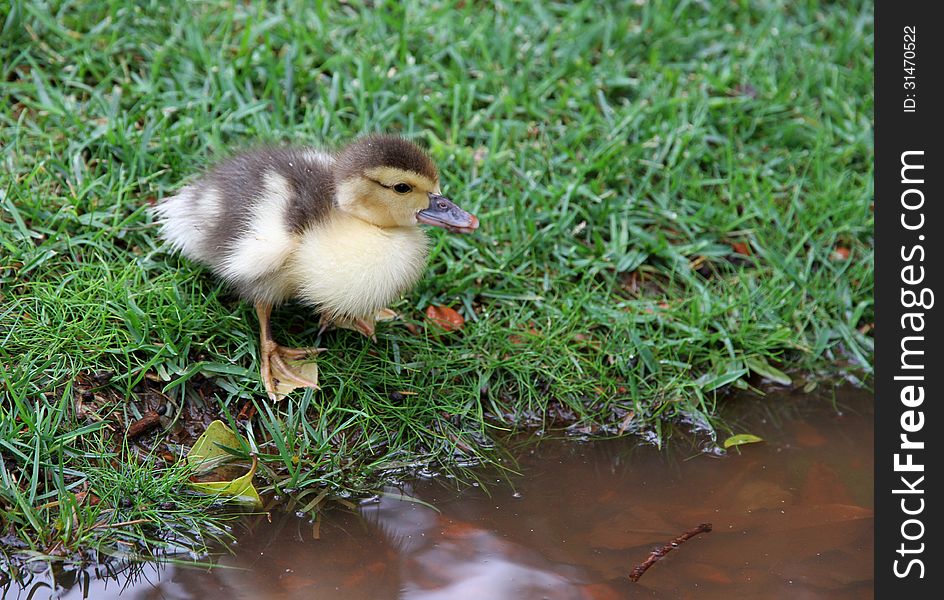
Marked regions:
[335,135,479,233]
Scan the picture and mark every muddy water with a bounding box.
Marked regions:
[8,385,873,599]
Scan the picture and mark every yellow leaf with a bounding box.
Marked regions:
[274,359,319,399]
[723,433,764,449]
[186,420,262,508]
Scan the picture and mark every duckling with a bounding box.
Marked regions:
[152,135,479,400]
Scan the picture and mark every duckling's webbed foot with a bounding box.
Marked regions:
[255,302,325,401]
[319,314,377,341]
[319,308,401,342]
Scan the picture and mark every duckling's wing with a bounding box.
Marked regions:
[153,147,336,298]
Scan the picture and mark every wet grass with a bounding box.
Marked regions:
[1,0,872,561]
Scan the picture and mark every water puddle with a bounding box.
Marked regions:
[4,385,873,599]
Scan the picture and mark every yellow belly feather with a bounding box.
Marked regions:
[289,214,429,318]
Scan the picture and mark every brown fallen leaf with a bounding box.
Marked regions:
[731,83,759,99]
[752,503,874,534]
[75,490,100,506]
[617,410,635,435]
[582,506,680,550]
[425,305,464,332]
[273,359,319,399]
[579,582,625,600]
[792,420,827,448]
[236,401,257,422]
[831,246,850,260]
[683,561,733,585]
[730,241,751,255]
[619,271,640,293]
[799,462,855,506]
[509,324,541,344]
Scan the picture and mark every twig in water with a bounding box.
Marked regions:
[629,523,712,583]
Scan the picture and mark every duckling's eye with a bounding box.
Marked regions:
[393,183,412,194]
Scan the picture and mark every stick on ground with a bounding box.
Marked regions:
[124,408,164,440]
[629,523,712,583]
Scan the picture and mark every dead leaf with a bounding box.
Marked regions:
[799,462,855,506]
[186,420,262,507]
[274,359,319,399]
[425,305,464,332]
[579,582,624,600]
[831,246,850,260]
[732,480,792,511]
[582,505,679,550]
[754,503,874,533]
[619,271,640,293]
[730,241,751,255]
[723,433,764,449]
[509,324,541,344]
[617,411,635,435]
[684,562,734,585]
[731,83,759,99]
[792,421,827,448]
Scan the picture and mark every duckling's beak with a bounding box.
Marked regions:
[417,193,479,234]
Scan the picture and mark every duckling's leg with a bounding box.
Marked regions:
[255,302,324,401]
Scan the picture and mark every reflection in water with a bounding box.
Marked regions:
[3,385,873,599]
[362,487,589,599]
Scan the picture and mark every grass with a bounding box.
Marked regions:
[1,0,873,561]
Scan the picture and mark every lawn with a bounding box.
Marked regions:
[0,0,873,561]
